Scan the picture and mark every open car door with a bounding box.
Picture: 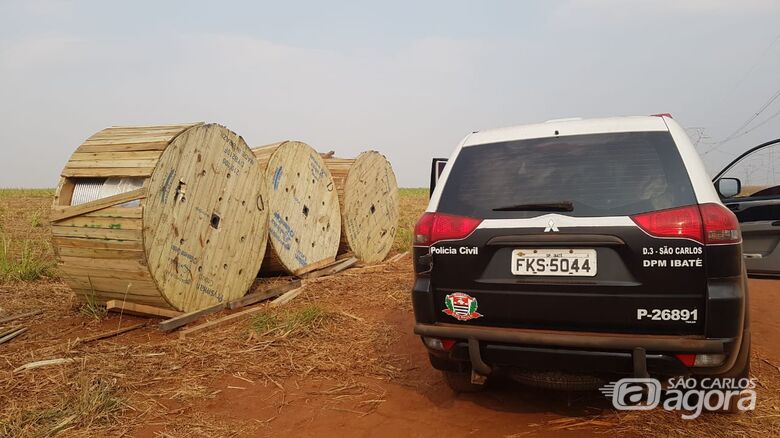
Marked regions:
[713,138,780,276]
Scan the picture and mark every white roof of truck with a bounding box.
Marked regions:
[463,116,669,147]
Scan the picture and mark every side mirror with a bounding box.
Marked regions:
[715,177,741,198]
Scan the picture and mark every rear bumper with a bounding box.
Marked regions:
[415,322,741,377]
[415,323,727,353]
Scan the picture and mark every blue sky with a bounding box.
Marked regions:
[1,0,779,187]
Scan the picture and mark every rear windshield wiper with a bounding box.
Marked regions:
[492,201,574,212]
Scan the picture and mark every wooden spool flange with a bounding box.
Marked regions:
[252,141,341,275]
[52,123,269,312]
[324,151,399,264]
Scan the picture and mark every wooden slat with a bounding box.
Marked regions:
[68,151,163,161]
[61,266,152,282]
[64,276,157,294]
[61,167,155,177]
[106,301,181,319]
[51,206,143,219]
[179,306,264,339]
[71,289,167,306]
[0,310,42,324]
[292,256,337,276]
[50,188,147,222]
[54,216,142,230]
[56,246,144,260]
[74,323,146,345]
[52,236,144,251]
[227,280,302,310]
[159,303,226,332]
[58,256,147,273]
[52,226,142,241]
[65,159,159,169]
[301,257,357,280]
[76,142,170,153]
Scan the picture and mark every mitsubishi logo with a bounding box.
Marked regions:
[544,219,559,233]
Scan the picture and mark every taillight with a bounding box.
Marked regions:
[699,203,741,244]
[413,212,482,246]
[631,205,703,243]
[630,203,740,245]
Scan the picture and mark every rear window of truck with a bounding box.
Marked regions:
[437,131,696,219]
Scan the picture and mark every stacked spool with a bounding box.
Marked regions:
[252,141,341,275]
[324,151,399,264]
[51,123,269,312]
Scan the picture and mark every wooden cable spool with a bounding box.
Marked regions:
[324,151,399,264]
[252,141,341,275]
[52,123,269,312]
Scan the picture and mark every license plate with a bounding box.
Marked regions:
[511,249,597,277]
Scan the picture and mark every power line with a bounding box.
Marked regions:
[704,86,780,156]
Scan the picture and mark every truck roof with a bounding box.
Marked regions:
[463,116,670,147]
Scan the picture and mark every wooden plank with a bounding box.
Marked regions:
[292,256,336,276]
[64,158,159,168]
[55,216,142,230]
[0,328,26,344]
[68,151,163,161]
[14,358,80,373]
[74,323,146,345]
[76,141,170,153]
[159,303,226,332]
[0,328,27,345]
[52,226,142,241]
[52,236,144,251]
[51,188,147,222]
[270,287,304,306]
[51,206,143,219]
[227,280,302,310]
[56,246,145,260]
[301,257,358,280]
[179,306,265,339]
[61,167,155,177]
[106,300,182,319]
[0,310,42,325]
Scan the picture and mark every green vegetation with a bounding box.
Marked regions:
[0,236,53,282]
[250,304,328,335]
[79,280,108,320]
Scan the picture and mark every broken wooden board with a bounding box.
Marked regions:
[0,327,27,345]
[158,303,226,332]
[0,310,42,325]
[14,357,81,373]
[179,306,265,339]
[106,300,182,319]
[270,287,305,307]
[227,280,301,310]
[74,323,146,345]
[301,256,358,280]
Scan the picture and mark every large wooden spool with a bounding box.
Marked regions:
[252,141,341,275]
[52,123,269,312]
[324,151,399,264]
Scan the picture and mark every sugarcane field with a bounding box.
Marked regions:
[3,2,780,438]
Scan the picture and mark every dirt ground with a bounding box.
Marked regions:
[1,190,779,437]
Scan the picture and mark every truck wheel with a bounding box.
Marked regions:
[442,371,485,393]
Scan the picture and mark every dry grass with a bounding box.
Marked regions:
[0,189,55,284]
[392,188,428,253]
[2,187,778,437]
